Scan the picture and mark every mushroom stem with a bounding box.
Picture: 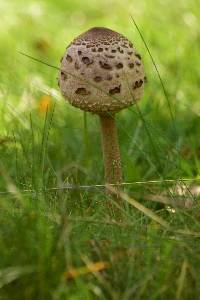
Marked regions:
[99,114,122,189]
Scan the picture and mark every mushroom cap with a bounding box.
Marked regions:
[58,27,145,115]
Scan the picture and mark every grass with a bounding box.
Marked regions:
[0,0,200,299]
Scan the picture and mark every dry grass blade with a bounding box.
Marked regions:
[0,266,34,288]
[176,260,188,300]
[0,178,200,196]
[145,194,194,208]
[174,228,200,237]
[107,185,170,229]
[0,164,23,204]
[64,261,110,281]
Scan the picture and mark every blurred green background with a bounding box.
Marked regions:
[0,0,200,299]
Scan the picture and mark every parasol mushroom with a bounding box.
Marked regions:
[58,27,145,196]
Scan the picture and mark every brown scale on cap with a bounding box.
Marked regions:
[58,27,145,115]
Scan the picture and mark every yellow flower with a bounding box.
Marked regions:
[38,95,52,113]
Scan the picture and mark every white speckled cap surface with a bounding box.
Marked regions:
[58,27,146,115]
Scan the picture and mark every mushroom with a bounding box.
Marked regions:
[58,27,145,196]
